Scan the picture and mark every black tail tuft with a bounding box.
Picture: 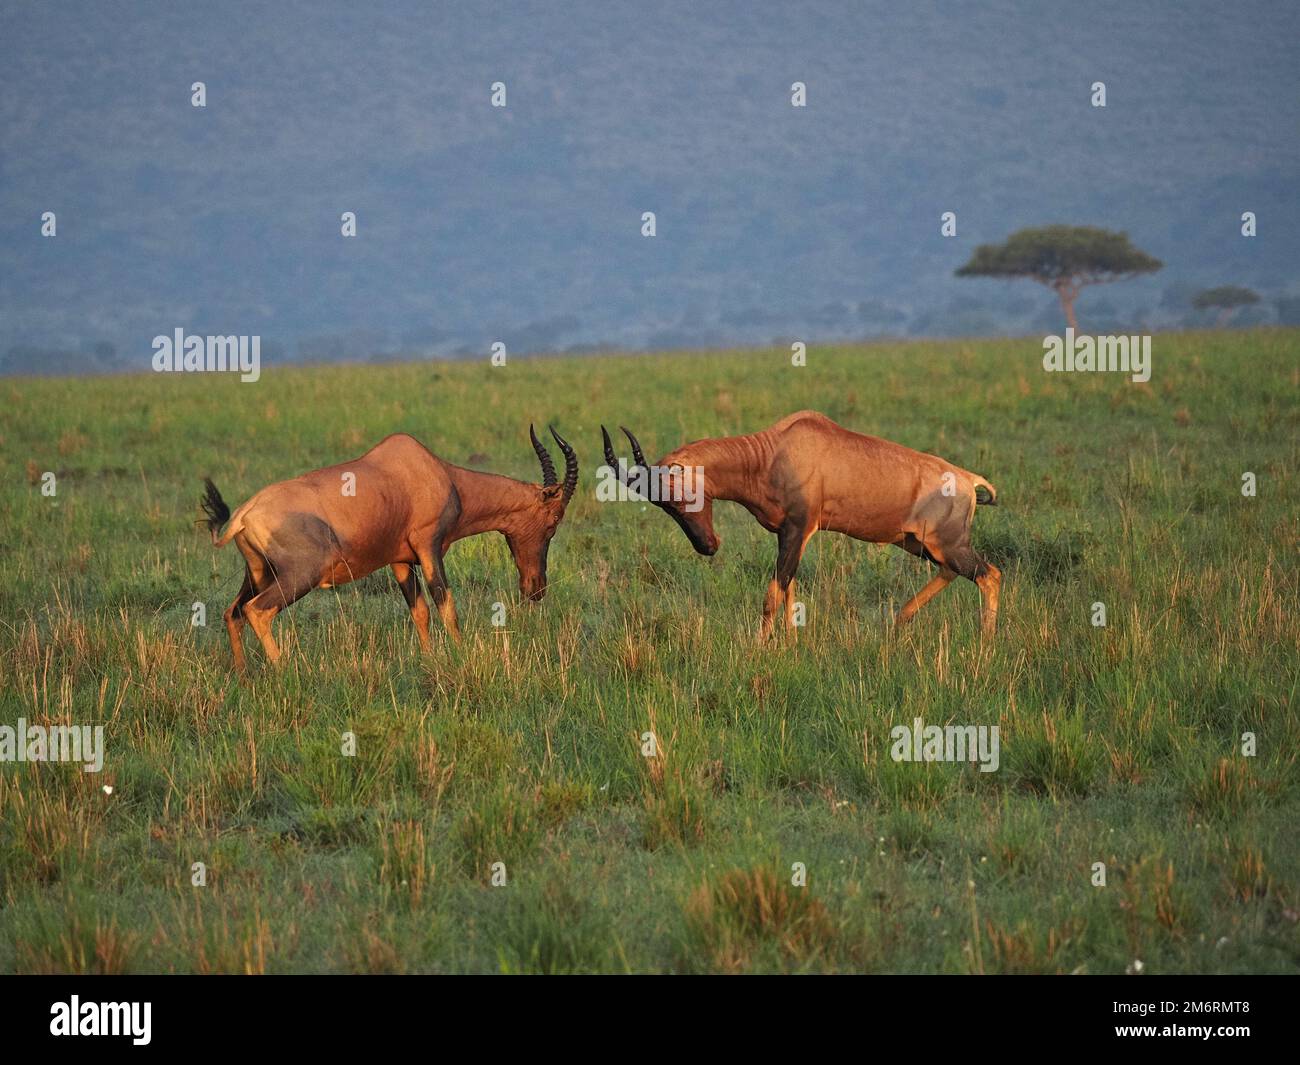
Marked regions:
[975,484,997,506]
[200,477,231,539]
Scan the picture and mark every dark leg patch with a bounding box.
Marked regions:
[945,545,989,581]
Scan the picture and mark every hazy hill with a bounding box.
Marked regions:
[2,0,1297,372]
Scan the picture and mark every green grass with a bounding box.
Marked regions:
[0,329,1297,973]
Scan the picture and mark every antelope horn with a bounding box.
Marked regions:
[602,425,650,500]
[615,425,670,509]
[621,426,648,470]
[601,425,623,479]
[549,425,578,501]
[530,423,557,486]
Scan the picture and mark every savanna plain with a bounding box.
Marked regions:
[0,330,1296,973]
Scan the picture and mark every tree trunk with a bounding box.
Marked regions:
[1054,281,1079,332]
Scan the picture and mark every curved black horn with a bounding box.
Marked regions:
[601,425,622,478]
[549,425,578,501]
[621,426,648,470]
[530,423,557,486]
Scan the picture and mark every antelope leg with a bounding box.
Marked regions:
[896,567,958,625]
[392,562,432,651]
[417,546,461,643]
[243,569,313,666]
[976,563,1001,639]
[762,519,811,640]
[223,566,255,673]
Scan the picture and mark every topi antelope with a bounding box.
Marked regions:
[602,410,1001,638]
[199,426,577,671]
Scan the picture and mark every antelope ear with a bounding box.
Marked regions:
[540,484,563,501]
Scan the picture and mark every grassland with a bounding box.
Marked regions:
[0,330,1296,973]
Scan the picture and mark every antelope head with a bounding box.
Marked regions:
[601,425,719,556]
[513,425,579,600]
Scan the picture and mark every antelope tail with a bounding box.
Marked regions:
[199,477,233,544]
[973,477,998,506]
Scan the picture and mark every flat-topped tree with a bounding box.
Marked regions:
[1192,285,1260,326]
[956,225,1162,331]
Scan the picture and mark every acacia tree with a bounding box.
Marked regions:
[956,225,1162,330]
[1191,285,1260,326]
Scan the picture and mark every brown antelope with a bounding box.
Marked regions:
[200,426,577,671]
[601,410,1001,638]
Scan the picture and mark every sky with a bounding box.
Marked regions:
[2,0,1298,373]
